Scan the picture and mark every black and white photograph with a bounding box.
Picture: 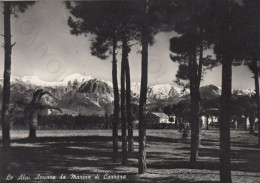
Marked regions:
[0,0,259,182]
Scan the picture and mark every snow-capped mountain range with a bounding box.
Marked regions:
[0,73,256,115]
[2,73,187,99]
[0,73,255,99]
[11,73,93,87]
[0,73,187,115]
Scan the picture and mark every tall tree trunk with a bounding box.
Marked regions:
[219,1,233,181]
[190,35,203,167]
[112,34,119,162]
[248,114,254,135]
[124,40,134,153]
[1,1,12,174]
[29,112,37,139]
[253,59,260,145]
[206,115,209,130]
[121,35,127,165]
[244,116,247,131]
[29,129,36,139]
[105,112,109,129]
[175,116,178,129]
[220,57,232,183]
[189,50,200,168]
[139,0,149,174]
[197,42,203,146]
[197,39,203,87]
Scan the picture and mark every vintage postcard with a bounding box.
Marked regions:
[0,1,259,182]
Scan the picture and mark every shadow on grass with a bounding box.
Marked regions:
[7,135,258,172]
[0,132,259,182]
[0,136,120,177]
[124,175,219,183]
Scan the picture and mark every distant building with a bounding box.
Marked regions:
[145,112,169,128]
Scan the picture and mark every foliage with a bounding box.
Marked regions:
[163,105,172,116]
[168,0,218,88]
[16,88,61,123]
[10,2,35,17]
[231,95,256,118]
[200,97,221,116]
[163,99,190,119]
[66,1,142,43]
[38,114,107,130]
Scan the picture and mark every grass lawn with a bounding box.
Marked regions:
[0,129,259,183]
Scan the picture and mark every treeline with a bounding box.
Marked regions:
[11,115,110,130]
[164,94,259,132]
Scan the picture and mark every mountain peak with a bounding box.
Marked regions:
[61,73,92,85]
[19,75,58,86]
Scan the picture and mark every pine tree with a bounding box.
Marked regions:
[1,1,35,174]
[169,0,217,167]
[211,1,245,182]
[138,0,149,174]
[238,0,260,145]
[66,1,126,162]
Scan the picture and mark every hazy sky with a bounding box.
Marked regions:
[0,1,256,89]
